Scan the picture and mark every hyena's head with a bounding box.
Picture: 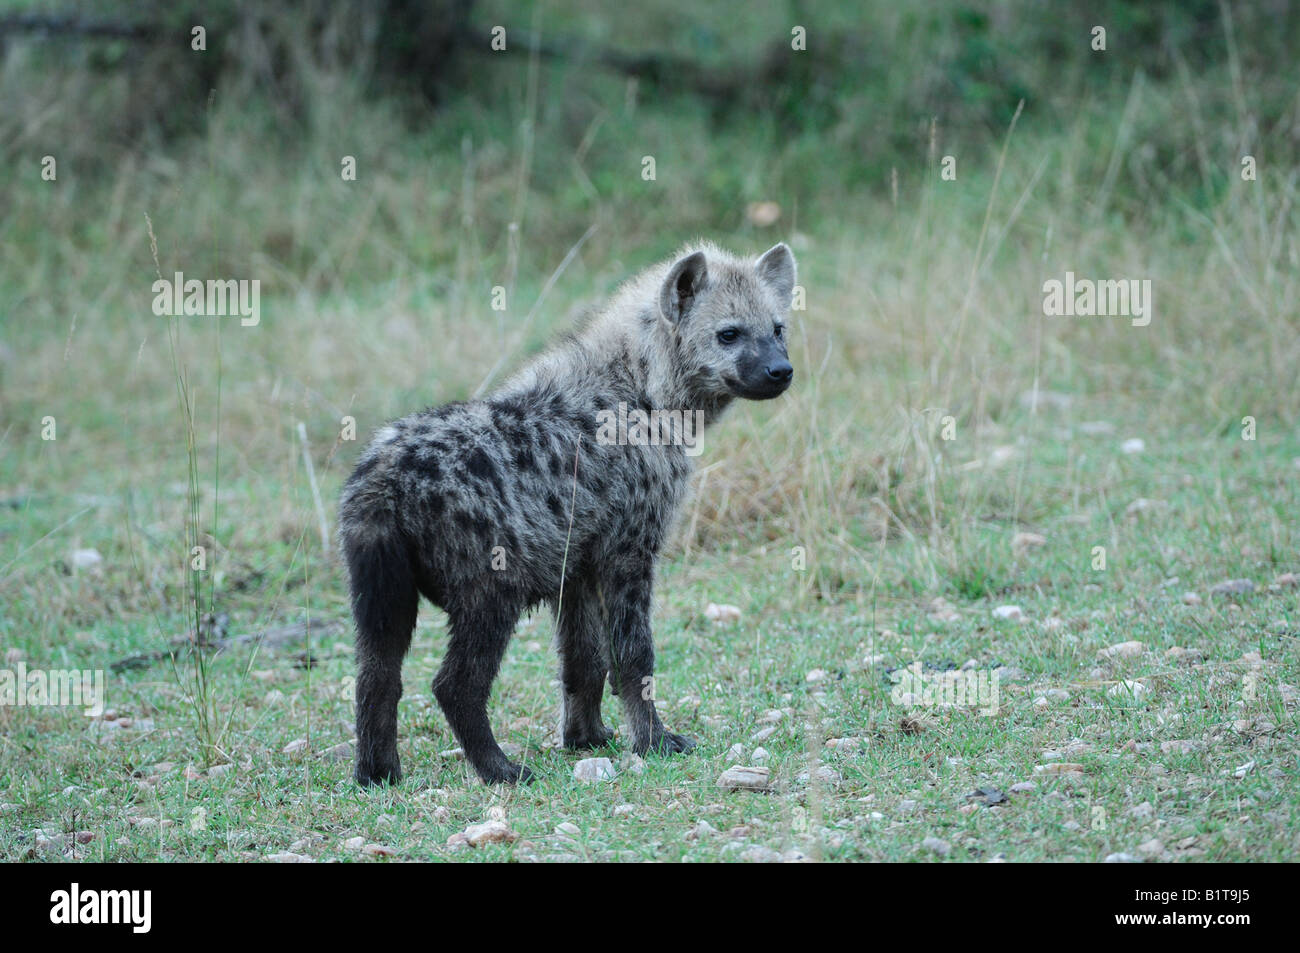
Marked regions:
[658,242,796,402]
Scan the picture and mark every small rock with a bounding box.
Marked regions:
[1209,578,1255,596]
[992,605,1025,622]
[266,852,314,863]
[1034,763,1086,775]
[796,765,842,787]
[717,766,772,792]
[1009,782,1037,793]
[1121,438,1146,454]
[1098,640,1145,661]
[989,445,1018,467]
[281,738,309,757]
[751,747,770,763]
[71,548,103,570]
[573,757,617,782]
[921,836,951,856]
[1137,838,1164,856]
[1166,646,1203,662]
[464,821,517,847]
[619,752,645,775]
[1012,532,1047,553]
[746,201,782,227]
[750,726,777,743]
[1274,572,1298,588]
[1108,679,1148,701]
[726,743,746,761]
[1233,760,1256,779]
[704,602,742,623]
[1180,592,1202,605]
[1105,852,1140,863]
[686,820,718,841]
[805,668,829,683]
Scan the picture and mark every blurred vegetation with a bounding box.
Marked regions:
[1,0,1297,596]
[3,0,1297,291]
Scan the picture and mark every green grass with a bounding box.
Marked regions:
[2,387,1296,861]
[1,0,1298,862]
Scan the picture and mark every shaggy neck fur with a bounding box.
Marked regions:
[568,244,742,426]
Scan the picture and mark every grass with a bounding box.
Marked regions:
[1,1,1298,861]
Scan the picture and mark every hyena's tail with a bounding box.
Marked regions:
[340,502,419,786]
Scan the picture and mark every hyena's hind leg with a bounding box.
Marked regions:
[433,596,533,784]
[552,578,615,750]
[345,523,419,786]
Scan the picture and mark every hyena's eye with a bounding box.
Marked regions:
[717,328,742,345]
[773,324,784,339]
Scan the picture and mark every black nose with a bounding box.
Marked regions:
[765,360,793,383]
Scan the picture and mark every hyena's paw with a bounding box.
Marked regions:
[562,724,616,751]
[355,755,402,787]
[476,758,537,786]
[640,729,696,757]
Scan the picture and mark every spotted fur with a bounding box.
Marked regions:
[340,241,797,785]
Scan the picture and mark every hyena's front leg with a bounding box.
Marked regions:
[553,579,615,750]
[606,560,695,757]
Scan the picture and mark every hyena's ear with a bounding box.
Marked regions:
[659,250,709,325]
[756,242,797,308]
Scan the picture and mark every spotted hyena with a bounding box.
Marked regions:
[340,241,797,785]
